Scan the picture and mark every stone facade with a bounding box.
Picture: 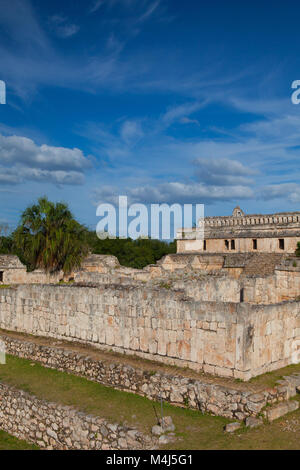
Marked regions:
[177,207,300,253]
[0,255,62,285]
[2,331,299,420]
[0,381,153,450]
[0,284,299,380]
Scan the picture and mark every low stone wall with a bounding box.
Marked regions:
[1,332,296,421]
[0,381,153,450]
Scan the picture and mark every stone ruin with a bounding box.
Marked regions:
[177,207,300,254]
[0,206,299,382]
[0,246,299,381]
[0,254,63,285]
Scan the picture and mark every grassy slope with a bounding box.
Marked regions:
[0,430,38,450]
[0,355,300,449]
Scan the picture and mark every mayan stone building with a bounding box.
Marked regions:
[177,206,300,254]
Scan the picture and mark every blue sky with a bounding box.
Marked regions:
[1,0,300,231]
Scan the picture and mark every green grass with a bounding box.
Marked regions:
[1,355,300,450]
[248,362,300,388]
[0,430,38,450]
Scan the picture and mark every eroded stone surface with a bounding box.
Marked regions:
[266,401,299,422]
[245,417,263,428]
[224,422,241,433]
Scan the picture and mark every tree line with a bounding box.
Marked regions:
[0,197,176,273]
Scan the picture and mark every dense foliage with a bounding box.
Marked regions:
[296,241,300,257]
[0,198,176,271]
[12,197,89,273]
[86,232,176,269]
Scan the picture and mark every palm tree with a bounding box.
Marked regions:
[13,197,89,273]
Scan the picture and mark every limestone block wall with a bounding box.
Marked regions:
[0,382,152,450]
[238,302,300,378]
[173,277,241,303]
[0,285,299,380]
[160,253,225,272]
[0,285,243,378]
[3,268,62,285]
[2,268,27,284]
[242,270,300,304]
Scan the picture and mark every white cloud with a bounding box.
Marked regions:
[194,157,257,186]
[260,183,300,203]
[0,133,90,186]
[0,134,90,171]
[94,180,254,205]
[0,165,85,186]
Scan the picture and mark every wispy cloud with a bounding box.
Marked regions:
[48,15,80,38]
[120,120,144,144]
[161,101,207,126]
[136,0,160,23]
[180,117,200,126]
[88,0,104,14]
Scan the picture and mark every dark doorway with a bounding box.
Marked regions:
[279,239,285,250]
[231,240,235,250]
[253,239,257,250]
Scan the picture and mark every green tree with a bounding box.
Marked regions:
[87,231,176,269]
[13,197,89,273]
[296,241,300,257]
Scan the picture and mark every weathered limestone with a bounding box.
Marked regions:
[0,255,63,285]
[0,382,154,450]
[245,417,263,428]
[266,400,299,422]
[225,422,241,433]
[0,283,299,380]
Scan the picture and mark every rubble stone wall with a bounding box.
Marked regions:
[0,382,152,450]
[0,332,293,420]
